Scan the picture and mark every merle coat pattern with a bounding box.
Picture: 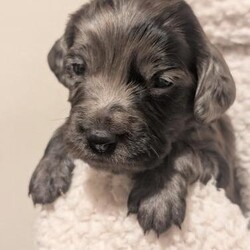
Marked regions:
[29,0,237,235]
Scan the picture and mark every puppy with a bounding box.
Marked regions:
[29,0,237,235]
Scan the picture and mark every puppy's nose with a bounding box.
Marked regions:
[87,130,117,154]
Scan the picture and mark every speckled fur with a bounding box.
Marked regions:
[29,0,241,235]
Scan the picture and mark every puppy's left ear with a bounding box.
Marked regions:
[194,42,236,123]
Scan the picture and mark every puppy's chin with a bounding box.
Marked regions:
[82,157,164,174]
[68,146,169,174]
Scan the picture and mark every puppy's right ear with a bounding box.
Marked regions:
[47,37,70,88]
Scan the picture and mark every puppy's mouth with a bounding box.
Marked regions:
[64,118,169,172]
[66,138,164,173]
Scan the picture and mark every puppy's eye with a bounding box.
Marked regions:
[154,78,173,89]
[72,63,85,75]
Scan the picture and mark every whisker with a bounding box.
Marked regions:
[150,145,160,158]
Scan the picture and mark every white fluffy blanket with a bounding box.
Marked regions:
[35,0,250,249]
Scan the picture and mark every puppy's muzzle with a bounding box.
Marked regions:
[87,129,117,154]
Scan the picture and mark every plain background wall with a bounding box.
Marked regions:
[0,1,86,249]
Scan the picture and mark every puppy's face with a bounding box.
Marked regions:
[48,0,235,173]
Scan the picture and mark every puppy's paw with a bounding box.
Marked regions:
[128,188,186,235]
[29,156,74,205]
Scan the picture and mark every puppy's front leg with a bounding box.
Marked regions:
[128,149,205,235]
[29,125,75,205]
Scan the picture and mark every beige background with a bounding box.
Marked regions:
[0,1,86,249]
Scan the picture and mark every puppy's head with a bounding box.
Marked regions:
[48,0,235,173]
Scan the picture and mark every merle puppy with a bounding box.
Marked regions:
[29,0,237,235]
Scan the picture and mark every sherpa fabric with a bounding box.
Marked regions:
[34,0,250,249]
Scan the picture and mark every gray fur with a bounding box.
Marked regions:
[29,0,240,235]
[194,43,236,123]
[29,125,74,204]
